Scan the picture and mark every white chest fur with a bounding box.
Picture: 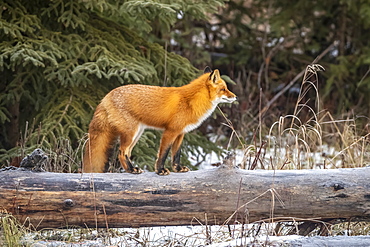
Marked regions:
[183,99,220,133]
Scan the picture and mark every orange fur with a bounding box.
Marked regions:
[83,69,236,175]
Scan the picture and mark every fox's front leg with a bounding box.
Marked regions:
[155,131,185,175]
[171,133,189,173]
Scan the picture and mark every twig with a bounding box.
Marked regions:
[57,94,73,126]
[163,41,168,86]
[233,178,244,236]
[218,106,245,150]
[258,41,338,118]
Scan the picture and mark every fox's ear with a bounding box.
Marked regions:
[209,69,220,83]
[204,66,212,74]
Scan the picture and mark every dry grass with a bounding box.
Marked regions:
[0,210,26,247]
[229,64,370,171]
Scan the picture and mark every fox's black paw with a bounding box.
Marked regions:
[156,168,170,176]
[130,167,143,174]
[173,165,190,173]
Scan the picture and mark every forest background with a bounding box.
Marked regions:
[1,0,370,172]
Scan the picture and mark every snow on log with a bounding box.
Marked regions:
[0,165,369,230]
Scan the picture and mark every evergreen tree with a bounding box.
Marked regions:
[0,0,225,169]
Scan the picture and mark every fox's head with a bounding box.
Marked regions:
[206,68,237,104]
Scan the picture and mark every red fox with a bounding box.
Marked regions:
[83,68,237,175]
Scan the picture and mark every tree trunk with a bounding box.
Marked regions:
[1,166,369,230]
[4,101,20,149]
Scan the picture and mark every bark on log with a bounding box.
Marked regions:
[0,166,369,230]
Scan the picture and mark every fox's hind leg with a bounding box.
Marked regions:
[171,133,189,173]
[117,124,144,174]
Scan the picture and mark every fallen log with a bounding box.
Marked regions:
[0,165,369,230]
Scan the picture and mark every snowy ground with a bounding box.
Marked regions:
[23,225,370,247]
[197,143,341,171]
[209,235,370,247]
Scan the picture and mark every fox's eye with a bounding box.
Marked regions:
[221,88,226,92]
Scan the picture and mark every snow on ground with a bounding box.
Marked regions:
[208,235,370,247]
[24,226,370,247]
[195,143,341,171]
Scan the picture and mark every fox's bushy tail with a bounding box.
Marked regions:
[83,105,115,173]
